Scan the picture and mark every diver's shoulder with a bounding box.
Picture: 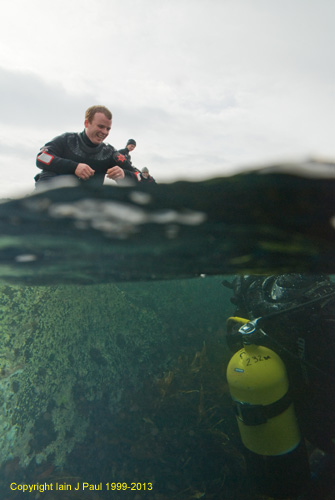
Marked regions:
[103,142,117,152]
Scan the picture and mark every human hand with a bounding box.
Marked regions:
[106,166,125,180]
[75,163,95,180]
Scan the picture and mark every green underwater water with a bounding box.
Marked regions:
[0,276,246,499]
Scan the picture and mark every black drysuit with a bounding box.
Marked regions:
[35,131,139,186]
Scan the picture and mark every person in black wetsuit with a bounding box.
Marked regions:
[225,274,335,498]
[140,167,156,184]
[118,139,136,164]
[118,139,141,179]
[35,105,139,187]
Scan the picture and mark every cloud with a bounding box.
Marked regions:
[0,140,34,158]
[0,66,96,130]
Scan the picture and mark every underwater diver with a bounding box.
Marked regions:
[224,273,335,499]
[35,105,140,187]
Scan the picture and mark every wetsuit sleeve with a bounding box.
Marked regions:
[112,151,141,182]
[113,151,133,170]
[124,170,141,182]
[36,134,78,175]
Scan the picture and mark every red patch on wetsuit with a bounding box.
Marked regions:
[116,154,125,163]
[37,152,54,165]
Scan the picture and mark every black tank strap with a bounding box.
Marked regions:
[233,391,292,426]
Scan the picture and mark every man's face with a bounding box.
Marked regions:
[127,144,136,152]
[85,112,112,144]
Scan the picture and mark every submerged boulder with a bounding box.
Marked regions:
[0,283,166,467]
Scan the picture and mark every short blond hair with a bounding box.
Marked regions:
[85,105,112,123]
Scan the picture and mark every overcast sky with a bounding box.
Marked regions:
[0,0,334,197]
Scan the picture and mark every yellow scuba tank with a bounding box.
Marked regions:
[226,317,310,499]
